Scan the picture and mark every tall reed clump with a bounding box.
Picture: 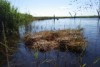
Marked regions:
[0,0,34,66]
[0,0,33,33]
[0,22,9,67]
[0,21,19,67]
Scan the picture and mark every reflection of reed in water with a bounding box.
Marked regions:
[97,18,100,34]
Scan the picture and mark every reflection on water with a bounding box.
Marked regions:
[8,18,100,67]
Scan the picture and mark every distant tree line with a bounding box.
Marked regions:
[0,0,33,32]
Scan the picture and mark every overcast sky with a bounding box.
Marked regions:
[8,0,99,16]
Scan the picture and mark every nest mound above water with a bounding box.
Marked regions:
[23,29,87,53]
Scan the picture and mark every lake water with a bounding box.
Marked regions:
[7,18,100,67]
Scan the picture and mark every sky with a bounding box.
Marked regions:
[8,0,100,17]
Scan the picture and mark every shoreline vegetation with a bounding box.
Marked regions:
[24,29,87,53]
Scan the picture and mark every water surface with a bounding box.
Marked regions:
[10,18,100,67]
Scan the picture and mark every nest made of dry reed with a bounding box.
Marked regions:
[23,29,87,53]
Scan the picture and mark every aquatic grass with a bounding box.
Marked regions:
[34,51,39,59]
[79,57,100,67]
[24,29,87,53]
[0,42,9,49]
[93,58,100,64]
[81,63,86,67]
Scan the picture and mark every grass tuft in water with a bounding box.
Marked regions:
[24,29,87,53]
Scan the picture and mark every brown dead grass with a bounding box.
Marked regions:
[23,29,86,53]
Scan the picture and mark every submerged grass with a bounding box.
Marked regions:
[24,29,87,53]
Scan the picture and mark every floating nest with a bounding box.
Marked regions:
[23,29,87,53]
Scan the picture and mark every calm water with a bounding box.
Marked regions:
[8,18,100,67]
